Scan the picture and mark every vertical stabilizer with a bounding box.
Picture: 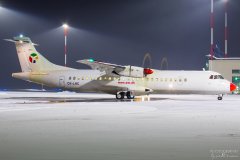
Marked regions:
[7,36,70,72]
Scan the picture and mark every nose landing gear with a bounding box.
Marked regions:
[217,94,223,100]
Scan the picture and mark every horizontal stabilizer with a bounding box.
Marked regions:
[4,36,38,46]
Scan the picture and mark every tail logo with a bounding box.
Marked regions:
[29,53,39,63]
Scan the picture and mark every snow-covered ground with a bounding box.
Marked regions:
[0,91,240,160]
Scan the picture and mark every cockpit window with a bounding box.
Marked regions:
[218,75,224,79]
[210,75,224,79]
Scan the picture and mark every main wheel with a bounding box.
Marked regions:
[126,91,135,99]
[116,92,125,99]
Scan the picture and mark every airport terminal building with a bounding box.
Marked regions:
[207,58,240,93]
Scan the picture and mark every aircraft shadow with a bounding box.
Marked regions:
[5,97,169,104]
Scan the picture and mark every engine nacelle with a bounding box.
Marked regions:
[144,68,154,75]
[117,66,154,78]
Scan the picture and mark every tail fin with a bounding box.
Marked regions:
[6,36,68,72]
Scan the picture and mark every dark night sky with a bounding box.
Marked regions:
[0,0,240,89]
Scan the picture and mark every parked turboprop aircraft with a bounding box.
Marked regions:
[5,36,237,100]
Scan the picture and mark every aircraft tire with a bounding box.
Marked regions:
[126,91,135,99]
[218,96,223,100]
[116,92,125,99]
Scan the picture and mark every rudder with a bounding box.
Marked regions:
[7,36,68,72]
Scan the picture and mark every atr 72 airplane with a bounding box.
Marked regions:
[5,36,237,100]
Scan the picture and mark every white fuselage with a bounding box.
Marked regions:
[13,69,231,96]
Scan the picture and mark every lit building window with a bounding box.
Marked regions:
[232,76,240,82]
[232,70,240,74]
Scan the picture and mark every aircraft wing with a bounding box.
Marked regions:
[77,59,126,74]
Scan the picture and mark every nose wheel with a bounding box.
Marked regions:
[217,94,223,100]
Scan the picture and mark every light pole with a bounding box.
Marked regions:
[210,0,214,60]
[224,0,228,58]
[62,23,69,67]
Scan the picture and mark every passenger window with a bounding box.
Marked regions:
[209,75,213,79]
[69,77,71,80]
[73,77,76,80]
[184,78,187,82]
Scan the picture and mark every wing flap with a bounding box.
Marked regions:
[77,59,125,74]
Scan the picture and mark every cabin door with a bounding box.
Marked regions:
[59,76,65,88]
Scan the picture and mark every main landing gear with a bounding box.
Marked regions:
[217,94,223,100]
[116,91,135,100]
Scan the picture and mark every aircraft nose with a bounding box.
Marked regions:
[230,83,237,92]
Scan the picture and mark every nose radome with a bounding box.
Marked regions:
[230,83,237,92]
